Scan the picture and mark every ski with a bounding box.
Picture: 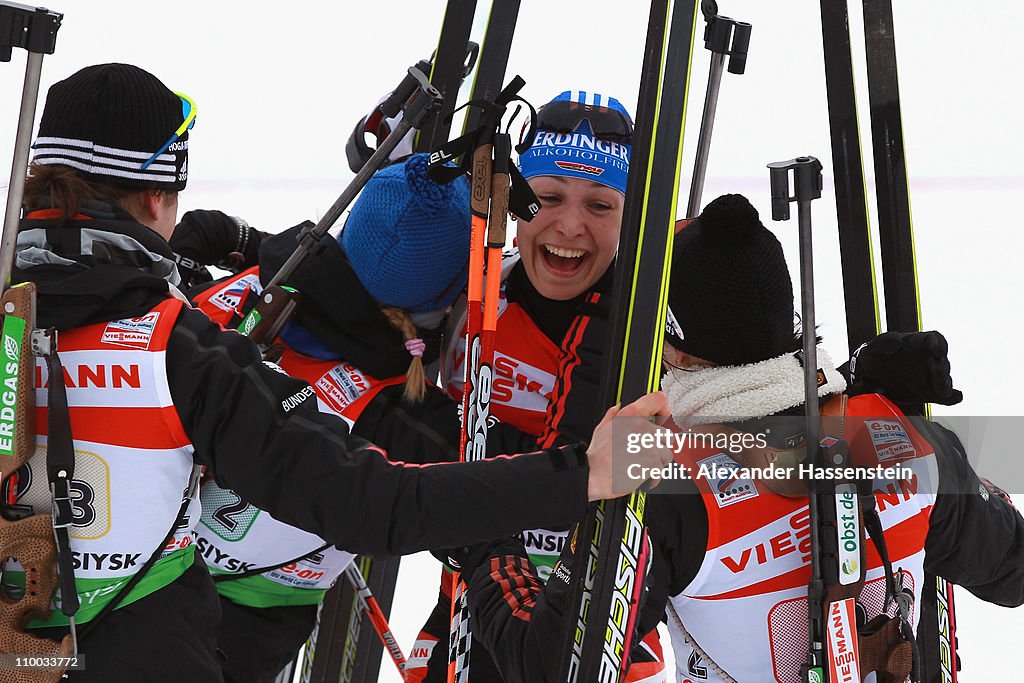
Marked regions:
[817,0,881,353]
[557,1,699,681]
[819,1,957,680]
[460,0,521,136]
[416,0,480,153]
[860,2,956,681]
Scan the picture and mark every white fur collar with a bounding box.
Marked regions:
[662,348,847,426]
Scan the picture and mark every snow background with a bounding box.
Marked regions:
[1,0,1021,679]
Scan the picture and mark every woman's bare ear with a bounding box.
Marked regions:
[141,189,165,221]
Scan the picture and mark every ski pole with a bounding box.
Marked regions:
[685,1,750,219]
[445,129,514,683]
[770,156,867,683]
[0,5,83,676]
[770,156,830,682]
[425,75,534,683]
[446,121,495,683]
[341,564,407,676]
[240,66,442,347]
[1,4,61,286]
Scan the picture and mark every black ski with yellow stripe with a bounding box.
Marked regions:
[460,0,521,136]
[861,2,957,681]
[557,1,699,680]
[416,0,480,153]
[818,0,880,352]
[820,1,957,681]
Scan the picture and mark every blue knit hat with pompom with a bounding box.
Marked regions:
[341,153,471,312]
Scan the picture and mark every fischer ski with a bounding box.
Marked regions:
[557,1,699,681]
[331,7,484,676]
[225,65,442,683]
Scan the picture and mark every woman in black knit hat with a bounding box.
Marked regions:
[450,193,1024,683]
[2,63,674,682]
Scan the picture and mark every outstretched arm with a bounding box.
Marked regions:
[920,418,1024,606]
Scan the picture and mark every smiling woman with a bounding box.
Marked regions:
[516,174,623,300]
[417,89,673,683]
[514,90,634,300]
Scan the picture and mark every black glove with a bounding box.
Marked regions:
[846,331,963,407]
[170,209,265,277]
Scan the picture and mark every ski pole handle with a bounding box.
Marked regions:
[1,4,62,288]
[487,133,511,248]
[238,284,301,348]
[686,9,751,218]
[767,156,823,221]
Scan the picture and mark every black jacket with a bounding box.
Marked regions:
[13,204,592,680]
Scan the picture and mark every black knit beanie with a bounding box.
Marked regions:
[666,193,794,366]
[32,63,189,191]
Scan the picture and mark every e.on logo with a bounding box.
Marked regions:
[277,562,325,582]
[867,420,915,462]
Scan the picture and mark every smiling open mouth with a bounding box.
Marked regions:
[542,244,588,274]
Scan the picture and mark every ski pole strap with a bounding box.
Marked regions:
[34,328,80,618]
[212,542,332,583]
[860,493,900,610]
[426,77,540,222]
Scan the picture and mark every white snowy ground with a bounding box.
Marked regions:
[2,0,1022,680]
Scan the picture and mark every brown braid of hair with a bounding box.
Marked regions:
[381,306,426,404]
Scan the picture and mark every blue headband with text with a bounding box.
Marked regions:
[518,118,631,194]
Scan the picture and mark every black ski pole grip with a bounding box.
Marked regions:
[767,156,824,221]
[704,14,752,75]
[381,65,430,118]
[727,22,751,74]
[0,2,61,61]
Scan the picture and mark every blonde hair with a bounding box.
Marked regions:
[381,307,426,404]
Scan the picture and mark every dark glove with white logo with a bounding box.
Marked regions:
[846,331,963,408]
[170,210,266,287]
